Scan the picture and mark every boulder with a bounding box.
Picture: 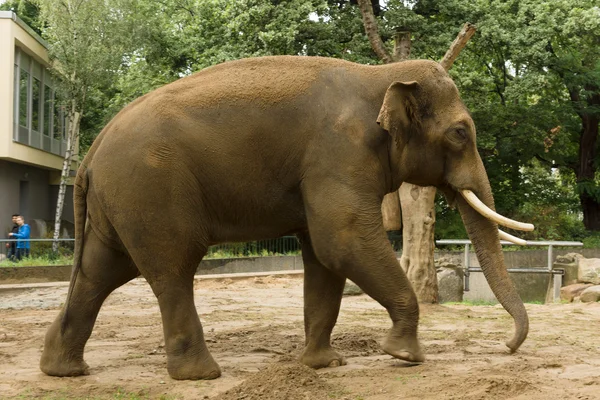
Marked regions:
[556,253,584,264]
[435,257,460,272]
[437,266,464,303]
[578,258,600,284]
[560,283,593,303]
[343,281,363,296]
[580,285,600,303]
[554,254,583,286]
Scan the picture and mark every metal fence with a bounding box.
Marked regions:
[205,236,301,258]
[436,239,584,301]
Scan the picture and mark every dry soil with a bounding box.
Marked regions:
[0,275,599,399]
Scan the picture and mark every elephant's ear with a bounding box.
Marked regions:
[376,81,421,146]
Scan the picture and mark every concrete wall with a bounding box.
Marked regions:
[0,159,74,236]
[0,159,49,232]
[1,250,599,288]
[198,255,304,275]
[49,184,74,225]
[438,248,600,303]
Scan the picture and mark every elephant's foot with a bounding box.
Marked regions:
[300,346,347,369]
[40,350,90,377]
[40,320,90,377]
[381,329,425,363]
[167,352,222,380]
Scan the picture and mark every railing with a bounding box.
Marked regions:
[0,236,301,263]
[206,236,301,259]
[436,239,584,301]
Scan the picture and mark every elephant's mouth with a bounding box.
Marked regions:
[439,184,534,246]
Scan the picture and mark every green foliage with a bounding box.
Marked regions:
[28,0,599,239]
[0,0,42,34]
[0,253,73,267]
[582,232,600,249]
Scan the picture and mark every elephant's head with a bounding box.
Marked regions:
[377,62,532,353]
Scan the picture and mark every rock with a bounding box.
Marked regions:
[435,257,459,272]
[343,281,363,296]
[580,285,600,303]
[0,253,6,262]
[437,266,464,303]
[560,283,593,303]
[556,253,584,264]
[554,254,582,286]
[578,258,600,284]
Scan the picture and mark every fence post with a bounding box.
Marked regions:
[464,243,470,292]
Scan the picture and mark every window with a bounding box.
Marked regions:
[18,68,29,128]
[32,77,41,132]
[44,85,52,136]
[13,46,66,155]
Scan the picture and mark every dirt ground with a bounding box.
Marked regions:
[1,275,599,400]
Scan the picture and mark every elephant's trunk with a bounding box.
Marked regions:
[456,186,529,352]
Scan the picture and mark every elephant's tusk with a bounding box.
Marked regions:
[498,229,528,246]
[460,190,535,232]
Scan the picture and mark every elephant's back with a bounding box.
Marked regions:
[145,56,366,110]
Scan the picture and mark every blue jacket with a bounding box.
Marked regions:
[12,224,31,249]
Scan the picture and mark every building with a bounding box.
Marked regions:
[0,11,76,238]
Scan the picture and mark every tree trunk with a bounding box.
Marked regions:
[440,23,476,70]
[393,31,411,61]
[381,192,402,231]
[52,100,81,252]
[577,111,600,231]
[399,184,438,303]
[356,0,393,63]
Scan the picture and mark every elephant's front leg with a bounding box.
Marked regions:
[303,180,425,365]
[297,232,347,368]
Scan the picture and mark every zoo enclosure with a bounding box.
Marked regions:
[436,239,584,302]
[0,236,302,262]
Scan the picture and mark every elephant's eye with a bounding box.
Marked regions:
[447,128,468,144]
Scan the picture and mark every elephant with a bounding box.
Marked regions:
[40,55,532,381]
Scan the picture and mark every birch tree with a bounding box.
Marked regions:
[35,0,130,251]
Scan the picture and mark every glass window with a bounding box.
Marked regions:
[32,77,41,132]
[53,101,63,140]
[44,86,52,136]
[19,69,29,128]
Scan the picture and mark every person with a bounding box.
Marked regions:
[6,214,19,260]
[9,215,30,261]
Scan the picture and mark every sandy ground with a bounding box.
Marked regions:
[0,275,599,400]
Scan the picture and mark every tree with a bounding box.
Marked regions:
[35,0,132,250]
[0,0,42,35]
[378,0,598,238]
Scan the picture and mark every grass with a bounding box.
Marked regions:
[0,254,73,267]
[1,249,300,266]
[205,249,300,259]
[16,388,178,400]
[444,300,499,306]
[445,299,547,306]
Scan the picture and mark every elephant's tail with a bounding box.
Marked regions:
[60,165,89,335]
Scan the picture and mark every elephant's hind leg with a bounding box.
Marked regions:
[127,245,221,380]
[298,233,347,369]
[40,227,139,377]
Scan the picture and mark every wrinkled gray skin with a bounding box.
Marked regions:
[40,56,528,380]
